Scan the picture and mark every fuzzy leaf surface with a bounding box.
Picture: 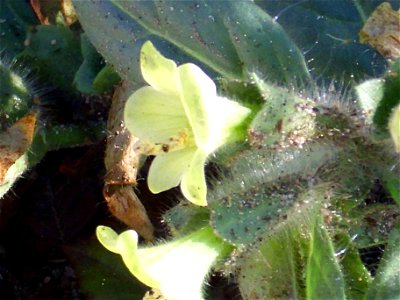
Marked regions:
[334,232,372,300]
[72,0,310,83]
[365,225,400,299]
[16,25,82,91]
[306,220,346,300]
[257,0,396,81]
[0,0,38,57]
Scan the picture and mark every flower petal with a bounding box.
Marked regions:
[96,225,120,253]
[96,226,159,288]
[204,96,251,151]
[141,41,180,95]
[148,147,197,193]
[124,86,189,143]
[389,104,400,153]
[97,225,233,300]
[178,63,217,148]
[181,150,208,206]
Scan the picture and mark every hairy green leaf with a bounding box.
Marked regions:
[72,0,310,84]
[237,214,310,299]
[365,225,400,299]
[257,0,394,81]
[306,219,346,300]
[16,25,82,91]
[0,58,33,129]
[334,232,372,300]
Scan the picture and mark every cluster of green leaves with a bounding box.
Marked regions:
[0,1,147,297]
[71,0,400,299]
[0,0,121,198]
[2,0,398,299]
[72,0,399,299]
[0,0,119,94]
[72,1,399,299]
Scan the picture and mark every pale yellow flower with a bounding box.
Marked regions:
[124,41,250,206]
[97,225,233,300]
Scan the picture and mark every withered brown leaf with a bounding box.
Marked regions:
[0,113,36,185]
[360,2,400,61]
[104,81,154,241]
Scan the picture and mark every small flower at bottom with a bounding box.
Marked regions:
[124,41,251,206]
[96,225,233,300]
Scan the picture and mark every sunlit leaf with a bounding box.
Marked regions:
[72,0,310,84]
